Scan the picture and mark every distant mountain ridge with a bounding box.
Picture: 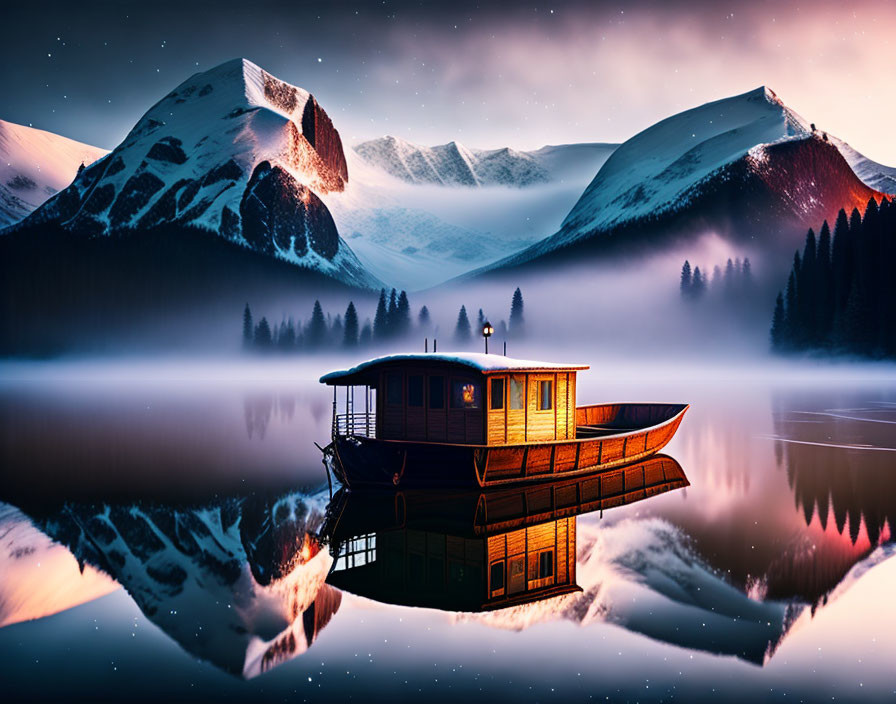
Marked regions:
[353,135,618,188]
[0,119,107,228]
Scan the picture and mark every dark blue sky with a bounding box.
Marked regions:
[4,0,895,160]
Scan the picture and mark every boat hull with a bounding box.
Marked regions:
[327,403,688,489]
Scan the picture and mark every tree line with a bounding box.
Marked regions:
[242,286,526,353]
[680,257,754,301]
[770,196,896,357]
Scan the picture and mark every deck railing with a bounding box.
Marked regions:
[334,412,376,438]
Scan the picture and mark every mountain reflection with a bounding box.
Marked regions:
[18,489,339,679]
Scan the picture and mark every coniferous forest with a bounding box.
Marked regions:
[241,287,526,354]
[770,197,896,358]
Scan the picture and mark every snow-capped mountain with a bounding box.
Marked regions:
[0,119,107,228]
[477,87,886,274]
[354,135,617,188]
[26,489,340,678]
[322,141,616,288]
[13,58,377,289]
[355,135,546,187]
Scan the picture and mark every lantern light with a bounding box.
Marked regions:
[482,320,494,353]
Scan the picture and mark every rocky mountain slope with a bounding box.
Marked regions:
[11,58,377,289]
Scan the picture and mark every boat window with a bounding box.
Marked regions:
[490,561,505,593]
[428,376,445,409]
[386,373,402,406]
[490,377,505,410]
[510,375,525,410]
[538,550,554,579]
[408,375,424,407]
[538,380,553,411]
[451,379,480,409]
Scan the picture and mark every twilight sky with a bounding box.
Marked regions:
[3,0,895,162]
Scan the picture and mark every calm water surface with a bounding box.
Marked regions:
[1,360,895,703]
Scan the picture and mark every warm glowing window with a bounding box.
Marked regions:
[451,379,479,409]
[490,378,505,410]
[538,380,553,411]
[510,375,525,410]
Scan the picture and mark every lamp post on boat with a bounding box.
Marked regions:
[482,320,494,354]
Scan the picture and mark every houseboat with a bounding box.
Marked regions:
[320,353,687,489]
[323,455,688,612]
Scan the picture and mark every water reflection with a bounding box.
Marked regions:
[326,456,687,612]
[14,490,338,679]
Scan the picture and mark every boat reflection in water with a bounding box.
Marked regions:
[17,489,340,679]
[325,454,688,612]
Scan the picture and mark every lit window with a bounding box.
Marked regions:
[510,376,525,410]
[332,533,376,571]
[490,378,505,410]
[451,379,479,409]
[538,380,553,410]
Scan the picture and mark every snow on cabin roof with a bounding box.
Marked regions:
[320,353,589,384]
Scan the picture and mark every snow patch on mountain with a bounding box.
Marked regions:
[829,135,896,195]
[0,120,107,228]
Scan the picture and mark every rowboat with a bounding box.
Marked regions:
[320,353,687,489]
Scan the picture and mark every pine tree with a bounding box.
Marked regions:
[418,305,431,330]
[711,265,722,292]
[395,290,411,337]
[254,317,272,349]
[359,319,373,347]
[387,288,398,336]
[373,289,388,341]
[680,261,692,298]
[455,305,472,343]
[742,258,753,293]
[330,314,343,347]
[692,267,706,298]
[770,292,786,351]
[306,300,327,349]
[784,262,798,344]
[242,303,254,348]
[509,287,525,337]
[815,221,834,345]
[343,302,359,347]
[723,258,736,299]
[477,308,485,332]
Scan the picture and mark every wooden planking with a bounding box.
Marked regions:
[526,374,556,442]
[557,374,568,440]
[525,444,554,475]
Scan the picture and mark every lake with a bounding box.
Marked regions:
[1,358,895,703]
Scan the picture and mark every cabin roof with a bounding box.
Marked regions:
[320,352,588,385]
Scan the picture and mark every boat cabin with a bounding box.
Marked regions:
[320,353,589,446]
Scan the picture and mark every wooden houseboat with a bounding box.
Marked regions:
[320,353,687,489]
[323,455,688,612]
